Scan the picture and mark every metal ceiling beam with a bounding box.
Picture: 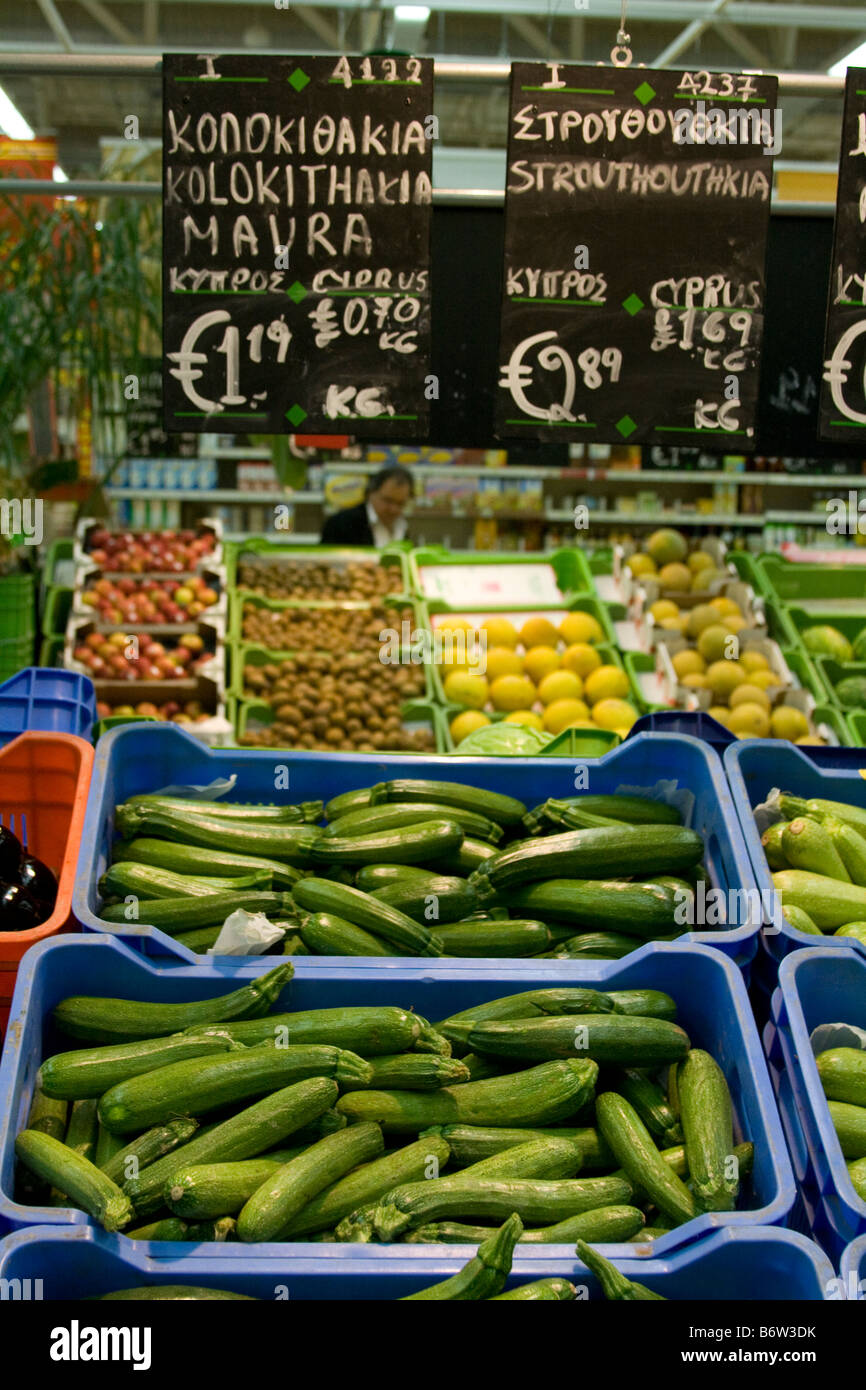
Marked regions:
[714,22,769,70]
[142,2,159,45]
[653,0,732,67]
[73,0,136,46]
[293,5,342,50]
[35,0,75,51]
[506,15,557,59]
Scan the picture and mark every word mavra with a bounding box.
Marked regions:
[673,884,777,928]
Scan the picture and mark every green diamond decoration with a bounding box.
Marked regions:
[288,68,310,91]
[622,292,644,316]
[616,415,637,439]
[287,281,306,303]
[286,404,307,427]
[633,81,656,106]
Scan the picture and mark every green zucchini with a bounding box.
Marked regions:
[761,823,789,871]
[783,905,823,936]
[114,804,321,865]
[541,932,641,960]
[53,963,293,1043]
[368,779,526,827]
[606,990,678,1021]
[471,825,704,900]
[596,1092,697,1226]
[99,1286,255,1301]
[555,794,682,826]
[292,877,442,956]
[281,934,311,956]
[492,1278,576,1301]
[354,864,440,891]
[450,1015,690,1067]
[38,1031,242,1100]
[125,794,322,823]
[99,861,271,901]
[834,921,866,946]
[434,920,555,957]
[429,1124,613,1171]
[506,879,681,937]
[817,1049,866,1108]
[166,1155,306,1219]
[15,1130,133,1232]
[115,837,303,889]
[431,838,499,876]
[409,1204,644,1245]
[125,1217,190,1242]
[335,1058,599,1133]
[174,926,226,953]
[279,1135,452,1238]
[576,1239,666,1301]
[341,1054,470,1091]
[369,1173,634,1242]
[186,1216,236,1243]
[325,802,503,845]
[123,1077,339,1217]
[238,1121,384,1242]
[772,870,866,930]
[402,1215,524,1300]
[98,1043,372,1134]
[458,1053,511,1082]
[676,1050,737,1212]
[614,1069,683,1144]
[461,1136,583,1181]
[369,876,478,925]
[522,800,625,834]
[847,1155,866,1202]
[324,787,373,821]
[199,1005,422,1056]
[49,1099,101,1206]
[782,818,851,882]
[821,818,866,886]
[781,795,866,836]
[311,818,464,869]
[94,1122,125,1170]
[438,987,617,1030]
[299,911,393,956]
[99,891,294,933]
[287,1110,347,1145]
[100,1118,200,1186]
[412,1019,452,1057]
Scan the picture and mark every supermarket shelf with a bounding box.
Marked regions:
[106,487,319,504]
[222,532,321,544]
[557,511,767,527]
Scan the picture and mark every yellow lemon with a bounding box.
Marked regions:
[485,646,525,682]
[686,603,722,639]
[543,698,591,734]
[561,643,602,679]
[697,624,730,663]
[559,611,604,645]
[658,562,692,592]
[646,528,688,566]
[489,674,538,711]
[443,670,489,709]
[723,615,748,636]
[709,705,732,729]
[504,709,544,730]
[681,673,709,690]
[660,616,689,633]
[650,599,680,622]
[796,734,825,746]
[584,664,630,705]
[740,648,770,673]
[523,645,561,684]
[438,619,478,667]
[688,550,715,574]
[710,596,741,618]
[449,710,490,742]
[705,660,746,701]
[537,670,584,706]
[481,616,519,649]
[519,615,561,649]
[748,669,778,691]
[770,706,810,741]
[672,649,706,679]
[729,683,771,712]
[626,553,658,578]
[592,698,637,732]
[727,702,771,737]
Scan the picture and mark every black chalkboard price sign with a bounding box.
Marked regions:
[820,68,866,442]
[495,62,778,447]
[162,53,433,437]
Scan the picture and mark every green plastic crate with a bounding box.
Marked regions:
[757,555,866,609]
[845,712,866,747]
[234,696,446,754]
[541,726,622,757]
[41,585,72,638]
[230,631,433,703]
[41,538,75,595]
[226,539,410,596]
[778,604,866,656]
[38,634,64,667]
[0,572,34,641]
[809,657,866,710]
[622,650,670,714]
[0,632,35,681]
[409,546,593,608]
[229,589,416,646]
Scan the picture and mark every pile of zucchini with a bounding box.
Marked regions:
[814,1045,866,1193]
[99,780,711,958]
[763,794,866,942]
[14,969,752,1246]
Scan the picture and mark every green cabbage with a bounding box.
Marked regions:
[452,723,554,757]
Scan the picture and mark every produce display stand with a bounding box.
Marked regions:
[0,937,795,1255]
[0,731,94,1028]
[70,724,762,968]
[764,948,866,1260]
[0,1224,834,1301]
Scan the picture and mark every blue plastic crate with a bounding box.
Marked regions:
[0,1224,834,1300]
[0,668,96,749]
[764,947,866,1260]
[0,936,795,1254]
[724,739,866,964]
[840,1236,866,1300]
[73,723,761,968]
[630,711,735,754]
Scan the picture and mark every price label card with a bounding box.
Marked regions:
[419,564,564,607]
[162,53,433,436]
[495,62,778,447]
[820,68,866,441]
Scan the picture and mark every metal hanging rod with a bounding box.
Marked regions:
[0,52,846,97]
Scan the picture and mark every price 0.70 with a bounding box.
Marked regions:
[500,329,622,422]
[168,309,291,413]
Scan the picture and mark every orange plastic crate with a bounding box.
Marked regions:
[0,732,94,1030]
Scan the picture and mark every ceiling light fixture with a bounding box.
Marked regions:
[829,39,866,77]
[0,84,35,141]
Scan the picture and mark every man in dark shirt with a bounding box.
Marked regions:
[320,465,413,546]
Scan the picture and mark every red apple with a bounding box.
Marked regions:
[199,587,218,607]
[97,642,116,661]
[136,702,160,717]
[96,701,111,718]
[183,635,205,654]
[85,632,104,651]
